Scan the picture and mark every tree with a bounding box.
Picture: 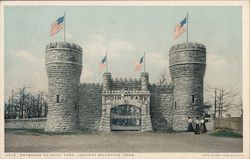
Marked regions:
[196,104,213,117]
[4,87,48,119]
[157,70,172,86]
[204,84,242,118]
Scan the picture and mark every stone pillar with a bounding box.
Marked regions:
[169,43,206,130]
[141,72,149,91]
[45,42,82,132]
[141,93,152,131]
[103,72,112,91]
[99,95,111,132]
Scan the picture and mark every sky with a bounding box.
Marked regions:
[4,5,242,105]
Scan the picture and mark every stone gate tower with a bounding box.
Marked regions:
[45,42,82,132]
[169,43,206,130]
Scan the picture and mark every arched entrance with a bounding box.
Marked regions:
[110,104,141,131]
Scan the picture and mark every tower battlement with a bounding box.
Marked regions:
[112,77,139,82]
[169,42,206,53]
[80,83,103,87]
[45,42,82,53]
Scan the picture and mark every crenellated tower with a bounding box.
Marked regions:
[169,43,206,130]
[45,42,82,132]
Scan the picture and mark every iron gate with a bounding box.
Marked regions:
[110,104,141,131]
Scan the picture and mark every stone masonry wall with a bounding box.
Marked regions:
[5,118,46,129]
[149,84,174,131]
[45,42,82,132]
[169,43,206,130]
[78,83,103,131]
[110,78,141,90]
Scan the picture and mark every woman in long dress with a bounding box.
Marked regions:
[187,116,194,132]
[194,116,200,135]
[200,117,207,134]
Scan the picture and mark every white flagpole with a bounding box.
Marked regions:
[64,12,66,43]
[187,12,189,43]
[106,52,108,73]
[144,52,146,73]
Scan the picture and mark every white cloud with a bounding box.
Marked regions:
[84,34,135,59]
[16,49,43,64]
[207,53,226,66]
[147,52,168,69]
[5,49,47,100]
[66,31,73,39]
[81,68,95,82]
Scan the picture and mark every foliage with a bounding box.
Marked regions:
[209,129,242,138]
[4,87,48,119]
[196,104,213,117]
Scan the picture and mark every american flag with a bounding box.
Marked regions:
[174,17,187,39]
[99,55,107,72]
[135,56,143,71]
[50,16,64,36]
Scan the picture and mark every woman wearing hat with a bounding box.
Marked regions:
[194,116,200,135]
[187,116,194,132]
[200,116,207,134]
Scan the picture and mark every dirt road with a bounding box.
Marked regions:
[5,130,242,152]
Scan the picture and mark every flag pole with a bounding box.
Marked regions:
[186,12,189,43]
[144,52,146,73]
[64,12,66,43]
[106,52,108,73]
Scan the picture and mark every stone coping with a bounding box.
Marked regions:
[5,118,47,122]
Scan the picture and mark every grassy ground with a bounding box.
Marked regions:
[209,129,242,138]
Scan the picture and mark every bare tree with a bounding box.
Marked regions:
[204,84,242,118]
[157,70,172,86]
[4,87,48,119]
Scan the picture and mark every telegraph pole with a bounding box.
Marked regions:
[214,88,217,118]
[11,90,14,119]
[218,92,221,118]
[221,90,224,117]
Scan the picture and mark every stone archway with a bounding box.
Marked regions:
[110,104,141,131]
[99,91,152,132]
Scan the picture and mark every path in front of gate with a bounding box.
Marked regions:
[5,131,242,152]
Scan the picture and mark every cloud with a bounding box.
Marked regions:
[84,34,135,59]
[207,53,226,66]
[81,68,95,82]
[66,31,73,39]
[147,52,168,69]
[5,49,47,100]
[16,49,43,64]
[205,51,241,91]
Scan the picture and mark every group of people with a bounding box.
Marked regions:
[187,116,207,134]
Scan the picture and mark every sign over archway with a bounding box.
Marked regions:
[99,91,152,132]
